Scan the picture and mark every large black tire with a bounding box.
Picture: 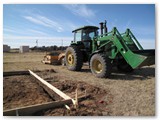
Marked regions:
[65,46,83,71]
[90,54,112,78]
[117,59,134,72]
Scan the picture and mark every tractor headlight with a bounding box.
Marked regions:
[97,41,100,46]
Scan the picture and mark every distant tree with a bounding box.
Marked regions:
[30,45,68,52]
[53,45,58,51]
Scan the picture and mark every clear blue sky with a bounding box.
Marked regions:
[3,4,155,48]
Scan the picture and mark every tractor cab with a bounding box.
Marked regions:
[72,26,99,51]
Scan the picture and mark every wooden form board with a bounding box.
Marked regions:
[3,94,89,116]
[3,71,30,77]
[28,70,72,100]
[3,99,72,116]
[4,70,89,116]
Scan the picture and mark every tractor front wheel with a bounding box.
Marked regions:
[65,46,83,71]
[90,54,112,78]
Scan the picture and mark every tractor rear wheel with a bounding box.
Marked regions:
[65,46,83,71]
[90,54,112,78]
[117,59,134,72]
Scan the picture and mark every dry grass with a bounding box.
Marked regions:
[3,52,155,116]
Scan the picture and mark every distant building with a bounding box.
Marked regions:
[19,46,29,53]
[3,45,10,52]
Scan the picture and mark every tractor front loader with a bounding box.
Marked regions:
[65,20,155,78]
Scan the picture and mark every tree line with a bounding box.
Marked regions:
[30,45,68,52]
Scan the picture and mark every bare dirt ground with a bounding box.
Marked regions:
[3,72,112,116]
[3,75,53,110]
[3,52,155,116]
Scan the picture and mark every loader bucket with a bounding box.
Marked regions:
[132,49,155,68]
[116,28,155,69]
[112,31,155,69]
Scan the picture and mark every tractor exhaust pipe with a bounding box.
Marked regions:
[99,22,104,35]
[100,20,108,36]
[104,20,108,34]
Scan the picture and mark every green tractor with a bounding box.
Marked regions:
[65,20,155,78]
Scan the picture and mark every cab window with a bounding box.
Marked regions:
[82,29,98,41]
[88,31,95,40]
[74,30,82,42]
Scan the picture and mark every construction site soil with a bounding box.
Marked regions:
[3,52,155,116]
[3,70,113,116]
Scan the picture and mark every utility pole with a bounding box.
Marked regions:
[61,39,63,51]
[61,39,63,47]
[36,39,38,48]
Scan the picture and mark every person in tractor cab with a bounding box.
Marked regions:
[82,32,91,41]
[82,31,92,50]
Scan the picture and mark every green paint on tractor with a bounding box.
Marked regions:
[65,20,155,78]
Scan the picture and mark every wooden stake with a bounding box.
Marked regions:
[85,89,87,98]
[75,88,79,109]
